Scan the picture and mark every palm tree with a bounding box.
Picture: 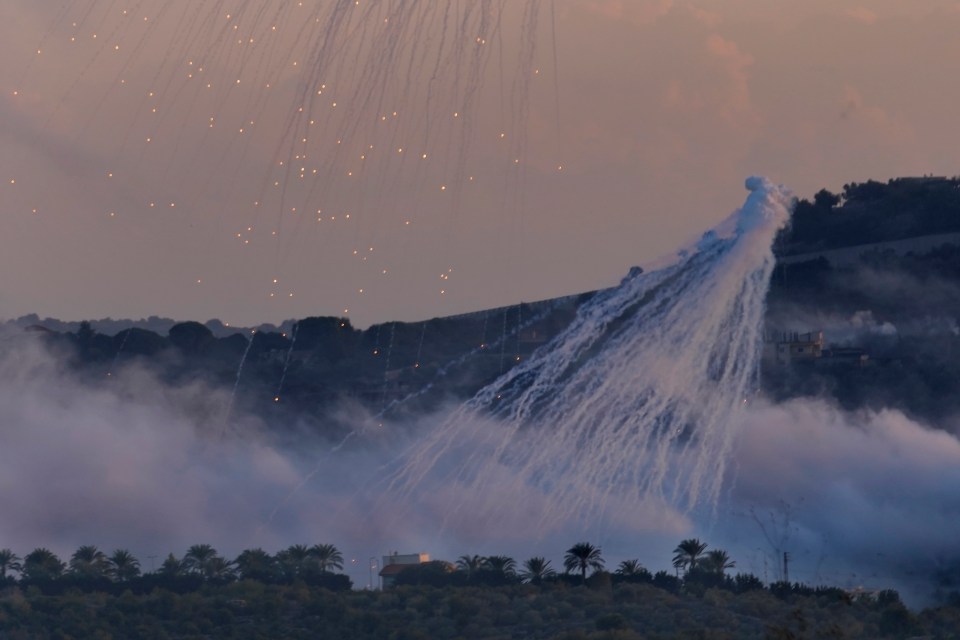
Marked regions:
[203,556,236,582]
[235,548,277,582]
[159,553,184,577]
[672,538,708,574]
[483,555,517,577]
[456,554,486,576]
[22,548,65,582]
[310,544,344,572]
[564,542,604,583]
[69,545,111,579]
[519,557,556,584]
[615,559,646,577]
[108,549,141,582]
[701,549,736,574]
[184,544,220,579]
[0,549,22,579]
[277,544,312,580]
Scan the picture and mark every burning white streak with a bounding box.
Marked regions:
[387,177,792,530]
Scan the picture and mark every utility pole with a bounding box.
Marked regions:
[783,552,790,585]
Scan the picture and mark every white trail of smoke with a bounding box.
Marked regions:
[223,330,256,433]
[386,177,792,532]
[273,321,298,403]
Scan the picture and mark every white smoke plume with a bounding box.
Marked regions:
[384,177,793,529]
[0,332,420,580]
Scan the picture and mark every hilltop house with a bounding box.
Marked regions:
[763,330,824,365]
[763,330,869,368]
[378,552,430,588]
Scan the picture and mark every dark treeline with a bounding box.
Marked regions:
[6,176,960,439]
[2,539,958,638]
[0,543,350,597]
[12,296,584,442]
[778,176,960,254]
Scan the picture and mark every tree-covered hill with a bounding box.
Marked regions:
[2,539,955,639]
[5,296,586,440]
[779,176,960,255]
[3,579,944,640]
[766,178,960,423]
[7,176,960,436]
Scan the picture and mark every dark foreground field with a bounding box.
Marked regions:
[2,577,959,640]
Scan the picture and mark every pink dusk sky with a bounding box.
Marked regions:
[1,0,958,328]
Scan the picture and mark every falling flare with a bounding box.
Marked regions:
[386,178,793,529]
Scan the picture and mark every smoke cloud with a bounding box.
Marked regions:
[3,327,960,603]
[0,335,297,555]
[717,398,960,603]
[0,332,685,584]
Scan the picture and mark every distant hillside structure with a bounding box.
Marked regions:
[822,347,870,367]
[763,330,869,368]
[764,330,824,365]
[379,552,430,589]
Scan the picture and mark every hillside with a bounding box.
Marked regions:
[765,177,960,423]
[6,176,960,436]
[0,577,947,639]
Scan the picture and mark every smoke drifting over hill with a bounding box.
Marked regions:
[725,399,960,600]
[4,305,960,602]
[0,334,299,555]
[7,177,960,604]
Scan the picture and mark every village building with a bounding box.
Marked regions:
[378,552,430,589]
[763,330,824,365]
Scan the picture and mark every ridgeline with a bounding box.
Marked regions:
[7,176,960,434]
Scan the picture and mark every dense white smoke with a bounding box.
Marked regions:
[719,398,960,604]
[386,177,793,528]
[0,335,298,556]
[0,333,449,580]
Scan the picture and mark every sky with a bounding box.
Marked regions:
[2,0,960,328]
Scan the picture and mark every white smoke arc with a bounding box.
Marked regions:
[388,177,793,531]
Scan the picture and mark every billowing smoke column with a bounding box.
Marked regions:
[389,177,793,532]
